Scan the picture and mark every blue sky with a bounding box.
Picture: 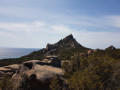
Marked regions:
[0,0,120,49]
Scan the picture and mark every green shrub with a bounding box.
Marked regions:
[49,75,63,90]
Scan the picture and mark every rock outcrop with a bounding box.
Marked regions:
[11,56,63,90]
[0,64,19,80]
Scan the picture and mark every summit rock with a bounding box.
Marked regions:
[46,34,83,51]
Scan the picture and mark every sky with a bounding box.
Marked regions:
[0,0,120,49]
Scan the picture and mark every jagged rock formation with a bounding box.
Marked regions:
[44,34,88,58]
[11,56,64,90]
[46,34,82,51]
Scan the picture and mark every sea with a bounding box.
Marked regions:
[0,48,40,60]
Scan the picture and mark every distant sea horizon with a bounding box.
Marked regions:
[0,47,40,60]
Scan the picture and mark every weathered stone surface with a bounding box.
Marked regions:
[0,64,19,80]
[11,57,63,90]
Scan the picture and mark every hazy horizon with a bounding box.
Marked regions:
[0,48,40,59]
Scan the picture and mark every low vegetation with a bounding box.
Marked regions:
[62,46,120,90]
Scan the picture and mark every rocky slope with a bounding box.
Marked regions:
[1,35,119,90]
[0,34,88,89]
[0,34,89,67]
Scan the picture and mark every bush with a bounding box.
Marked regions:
[65,55,120,90]
[49,75,63,90]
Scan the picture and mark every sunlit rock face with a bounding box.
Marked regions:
[0,64,19,80]
[11,56,63,90]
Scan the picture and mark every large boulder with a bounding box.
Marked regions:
[44,56,61,67]
[11,58,63,90]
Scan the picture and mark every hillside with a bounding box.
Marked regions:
[1,35,120,90]
[0,34,89,66]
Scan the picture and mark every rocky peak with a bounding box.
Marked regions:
[109,45,116,49]
[64,34,73,40]
[57,34,82,48]
[46,34,82,51]
[106,45,116,50]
